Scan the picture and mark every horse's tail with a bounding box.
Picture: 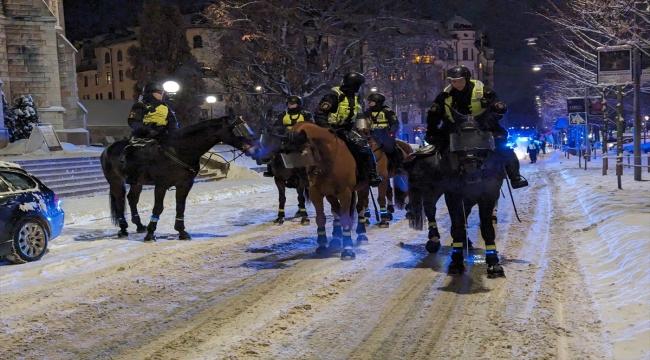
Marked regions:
[303,186,310,205]
[109,192,121,227]
[407,181,425,231]
[350,190,357,218]
[392,174,408,210]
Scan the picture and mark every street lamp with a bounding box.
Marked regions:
[206,95,217,119]
[163,81,180,95]
[254,85,263,92]
[370,87,378,92]
[532,65,542,72]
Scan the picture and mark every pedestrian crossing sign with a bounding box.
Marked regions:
[569,112,587,125]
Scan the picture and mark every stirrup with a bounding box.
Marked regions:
[509,175,528,189]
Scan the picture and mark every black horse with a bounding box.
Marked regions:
[100,116,259,241]
[405,113,507,278]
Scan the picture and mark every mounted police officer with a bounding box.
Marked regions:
[313,72,382,187]
[425,65,528,189]
[263,95,313,178]
[363,92,403,169]
[122,81,179,185]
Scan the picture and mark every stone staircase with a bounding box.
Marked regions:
[11,156,226,198]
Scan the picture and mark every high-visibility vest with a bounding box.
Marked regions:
[282,111,307,130]
[143,103,170,126]
[328,87,361,126]
[443,80,485,122]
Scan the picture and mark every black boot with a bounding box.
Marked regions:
[504,149,528,189]
[263,163,274,177]
[364,153,383,187]
[391,150,405,171]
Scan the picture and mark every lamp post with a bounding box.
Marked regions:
[644,115,648,143]
[206,95,216,119]
[163,81,180,101]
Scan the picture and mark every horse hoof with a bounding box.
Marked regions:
[378,221,389,228]
[315,246,328,256]
[328,239,342,252]
[425,240,441,253]
[356,234,368,247]
[136,226,147,234]
[178,231,192,240]
[487,264,506,278]
[117,230,128,238]
[364,211,371,219]
[447,261,466,276]
[144,234,157,243]
[405,211,413,220]
[300,218,310,226]
[273,217,285,225]
[341,248,356,260]
[387,205,395,214]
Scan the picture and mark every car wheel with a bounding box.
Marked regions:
[7,219,49,264]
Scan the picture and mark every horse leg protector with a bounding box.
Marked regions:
[448,248,466,275]
[144,217,158,242]
[117,218,129,237]
[175,217,191,240]
[486,250,505,278]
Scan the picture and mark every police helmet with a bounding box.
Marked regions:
[143,82,164,94]
[446,65,471,81]
[287,95,303,106]
[341,72,365,88]
[367,93,386,106]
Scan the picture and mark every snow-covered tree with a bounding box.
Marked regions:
[5,95,40,142]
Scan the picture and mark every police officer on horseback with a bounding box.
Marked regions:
[122,81,179,184]
[425,65,528,189]
[363,92,403,170]
[263,95,313,178]
[313,72,383,187]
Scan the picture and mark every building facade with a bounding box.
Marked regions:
[0,0,87,148]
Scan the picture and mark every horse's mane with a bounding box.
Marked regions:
[292,122,336,139]
[172,116,229,140]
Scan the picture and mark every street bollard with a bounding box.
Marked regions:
[603,156,608,175]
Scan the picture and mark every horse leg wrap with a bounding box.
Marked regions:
[147,216,159,233]
[428,226,440,241]
[174,217,185,232]
[451,243,464,262]
[485,246,499,265]
[317,227,327,245]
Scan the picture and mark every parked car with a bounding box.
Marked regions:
[0,162,65,264]
[607,137,633,151]
[622,142,650,154]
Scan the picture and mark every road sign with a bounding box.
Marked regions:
[567,97,586,114]
[569,112,587,125]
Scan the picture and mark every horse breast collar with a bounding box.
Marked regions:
[162,146,199,174]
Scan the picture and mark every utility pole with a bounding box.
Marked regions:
[616,85,624,189]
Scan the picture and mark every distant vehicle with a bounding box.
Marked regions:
[622,142,650,154]
[0,162,65,264]
[607,138,633,151]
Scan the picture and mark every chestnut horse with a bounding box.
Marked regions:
[101,116,259,242]
[287,122,367,260]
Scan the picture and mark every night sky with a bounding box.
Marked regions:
[63,0,548,127]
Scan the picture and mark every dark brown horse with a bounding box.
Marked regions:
[100,116,259,241]
[259,133,310,226]
[287,122,364,260]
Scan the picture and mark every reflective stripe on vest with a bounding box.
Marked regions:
[371,111,389,129]
[444,79,485,123]
[328,87,361,126]
[143,104,170,126]
[282,112,305,130]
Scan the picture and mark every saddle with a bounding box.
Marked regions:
[120,138,160,176]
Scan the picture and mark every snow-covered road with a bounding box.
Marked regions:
[1,152,648,360]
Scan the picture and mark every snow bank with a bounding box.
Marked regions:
[558,162,650,359]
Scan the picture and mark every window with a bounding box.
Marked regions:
[1,171,37,190]
[462,48,469,61]
[216,95,223,101]
[106,72,112,84]
[108,92,113,100]
[95,74,99,85]
[117,50,123,62]
[118,70,123,82]
[200,109,208,119]
[193,35,203,48]
[83,76,88,87]
[471,48,474,60]
[401,112,409,125]
[120,90,125,100]
[104,52,110,64]
[95,94,99,99]
[100,93,103,99]
[0,177,9,193]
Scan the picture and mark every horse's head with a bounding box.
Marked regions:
[227,116,261,157]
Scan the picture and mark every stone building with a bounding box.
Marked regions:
[0,0,87,148]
